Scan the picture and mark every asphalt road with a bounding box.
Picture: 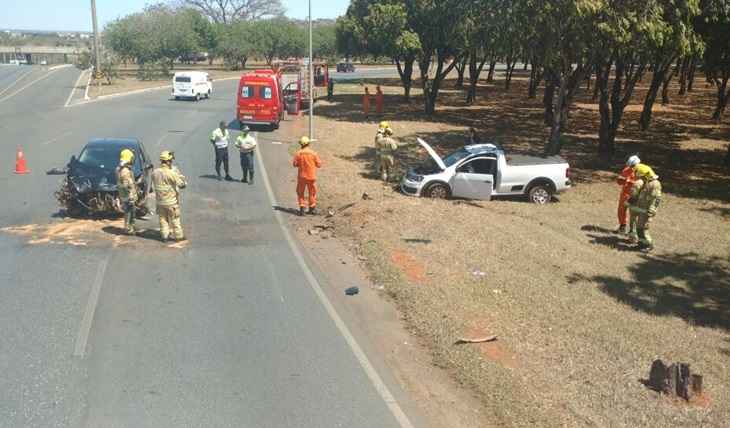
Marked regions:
[0,67,416,427]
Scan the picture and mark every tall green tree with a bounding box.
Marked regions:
[217,21,255,69]
[250,18,305,65]
[696,0,730,122]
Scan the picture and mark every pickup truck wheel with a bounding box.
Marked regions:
[425,183,450,199]
[528,185,552,204]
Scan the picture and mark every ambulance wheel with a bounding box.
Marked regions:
[272,122,280,130]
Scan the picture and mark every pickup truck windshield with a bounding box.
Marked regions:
[442,148,471,167]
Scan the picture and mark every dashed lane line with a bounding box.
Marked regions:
[73,253,111,358]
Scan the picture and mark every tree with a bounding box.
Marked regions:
[313,24,337,61]
[408,0,468,114]
[179,0,285,23]
[637,0,701,131]
[696,0,730,122]
[217,21,254,68]
[250,18,305,65]
[180,8,220,63]
[463,0,499,104]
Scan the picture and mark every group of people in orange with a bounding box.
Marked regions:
[363,85,384,118]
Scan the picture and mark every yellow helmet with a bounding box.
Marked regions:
[120,149,135,164]
[299,136,311,147]
[634,163,657,179]
[160,150,174,162]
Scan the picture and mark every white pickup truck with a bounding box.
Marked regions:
[400,138,572,204]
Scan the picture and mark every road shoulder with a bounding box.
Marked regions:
[257,135,488,428]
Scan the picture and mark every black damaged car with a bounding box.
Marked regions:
[55,138,153,217]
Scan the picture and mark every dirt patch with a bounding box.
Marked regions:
[391,249,427,283]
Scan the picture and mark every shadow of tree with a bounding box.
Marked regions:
[568,252,730,330]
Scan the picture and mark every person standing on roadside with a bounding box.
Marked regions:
[116,149,138,235]
[235,126,257,184]
[210,121,233,181]
[375,121,398,182]
[293,136,322,216]
[615,155,641,234]
[152,151,187,242]
[363,87,371,120]
[375,85,384,115]
[327,77,335,101]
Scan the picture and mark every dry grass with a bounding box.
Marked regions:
[293,73,730,426]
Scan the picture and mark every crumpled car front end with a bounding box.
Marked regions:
[56,164,123,216]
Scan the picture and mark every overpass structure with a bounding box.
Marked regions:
[0,45,87,65]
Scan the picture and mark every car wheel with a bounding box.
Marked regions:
[528,185,552,204]
[174,96,179,101]
[425,183,450,199]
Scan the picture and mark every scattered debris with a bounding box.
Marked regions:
[326,207,336,218]
[455,335,498,345]
[357,255,368,261]
[308,228,320,236]
[46,167,67,175]
[472,269,487,277]
[646,359,704,401]
[404,238,432,244]
[362,192,371,200]
[345,286,359,296]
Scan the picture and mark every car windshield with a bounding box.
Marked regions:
[442,148,471,167]
[78,146,128,170]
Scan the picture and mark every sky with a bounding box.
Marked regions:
[0,0,349,32]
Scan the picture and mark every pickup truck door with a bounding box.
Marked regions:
[451,157,496,200]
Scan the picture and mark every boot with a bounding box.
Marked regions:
[308,207,317,215]
[615,224,627,234]
[298,207,305,217]
[225,175,234,181]
[248,173,254,185]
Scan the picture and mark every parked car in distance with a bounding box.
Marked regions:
[401,138,572,204]
[55,138,153,217]
[172,71,212,101]
[336,62,355,72]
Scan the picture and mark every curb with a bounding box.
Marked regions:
[70,76,241,107]
[49,64,73,71]
[84,66,93,100]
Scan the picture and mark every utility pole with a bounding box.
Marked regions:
[90,0,102,85]
[308,0,314,140]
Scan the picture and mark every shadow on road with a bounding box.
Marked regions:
[273,205,301,216]
[102,225,163,242]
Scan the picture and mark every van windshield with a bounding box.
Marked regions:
[175,76,191,83]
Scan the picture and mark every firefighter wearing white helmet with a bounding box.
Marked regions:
[375,121,398,182]
[116,148,138,235]
[152,150,187,242]
[615,154,641,234]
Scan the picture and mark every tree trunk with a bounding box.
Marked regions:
[454,56,467,88]
[241,57,248,70]
[505,59,517,90]
[420,52,459,115]
[528,60,543,99]
[546,76,567,155]
[725,143,730,167]
[687,56,697,92]
[598,58,645,155]
[678,56,690,96]
[661,63,679,105]
[395,57,415,101]
[543,77,556,126]
[712,76,730,122]
[487,60,497,82]
[466,49,487,105]
[639,70,664,131]
[592,64,600,101]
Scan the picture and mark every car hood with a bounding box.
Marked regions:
[67,161,118,193]
[417,138,446,171]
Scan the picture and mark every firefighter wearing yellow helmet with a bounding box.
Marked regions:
[152,150,187,242]
[116,149,138,235]
[375,121,398,182]
[626,164,662,252]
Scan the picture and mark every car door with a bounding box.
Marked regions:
[451,157,496,200]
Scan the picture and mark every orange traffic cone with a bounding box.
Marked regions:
[14,147,30,174]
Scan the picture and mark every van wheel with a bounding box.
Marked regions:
[528,185,552,204]
[206,90,211,99]
[425,183,450,199]
[273,122,280,130]
[195,93,201,101]
[174,96,179,101]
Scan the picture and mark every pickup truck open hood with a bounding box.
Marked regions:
[417,138,446,171]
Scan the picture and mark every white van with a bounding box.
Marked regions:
[172,71,212,101]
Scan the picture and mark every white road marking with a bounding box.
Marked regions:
[0,68,63,104]
[73,254,111,358]
[0,66,34,98]
[256,149,415,428]
[64,68,90,108]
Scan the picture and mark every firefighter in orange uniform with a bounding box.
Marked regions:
[375,85,384,115]
[615,155,641,234]
[293,136,322,216]
[363,87,371,119]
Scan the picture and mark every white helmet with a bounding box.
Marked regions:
[626,155,641,167]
